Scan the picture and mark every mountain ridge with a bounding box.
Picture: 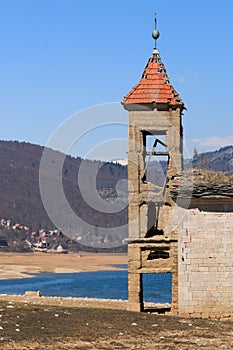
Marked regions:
[0,140,128,251]
[0,140,232,252]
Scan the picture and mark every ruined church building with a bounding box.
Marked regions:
[122,15,233,319]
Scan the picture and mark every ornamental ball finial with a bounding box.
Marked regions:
[152,29,160,40]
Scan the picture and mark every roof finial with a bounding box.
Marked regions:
[152,12,160,54]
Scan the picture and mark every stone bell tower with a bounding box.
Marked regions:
[122,14,185,313]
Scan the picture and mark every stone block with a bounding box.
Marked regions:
[127,302,143,312]
[207,285,217,291]
[25,290,42,297]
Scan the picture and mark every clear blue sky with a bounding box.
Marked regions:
[0,0,233,160]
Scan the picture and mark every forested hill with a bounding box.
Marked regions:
[0,140,232,240]
[0,140,127,233]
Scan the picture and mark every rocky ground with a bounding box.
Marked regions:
[0,299,232,349]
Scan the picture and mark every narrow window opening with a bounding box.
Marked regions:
[147,250,170,260]
[142,133,169,189]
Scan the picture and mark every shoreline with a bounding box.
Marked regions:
[0,252,128,280]
[0,252,132,312]
[0,294,128,310]
[0,293,170,313]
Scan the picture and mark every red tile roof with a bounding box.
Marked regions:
[122,53,185,109]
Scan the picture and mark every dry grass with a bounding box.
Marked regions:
[192,169,233,185]
[0,301,232,349]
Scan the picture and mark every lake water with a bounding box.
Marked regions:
[0,267,172,303]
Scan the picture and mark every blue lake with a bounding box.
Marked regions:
[0,268,172,304]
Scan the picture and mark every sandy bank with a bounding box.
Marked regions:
[0,252,128,280]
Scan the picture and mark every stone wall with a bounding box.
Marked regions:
[127,240,178,313]
[179,207,233,319]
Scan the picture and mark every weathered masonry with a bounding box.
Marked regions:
[122,15,185,314]
[122,15,233,319]
[172,176,233,319]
